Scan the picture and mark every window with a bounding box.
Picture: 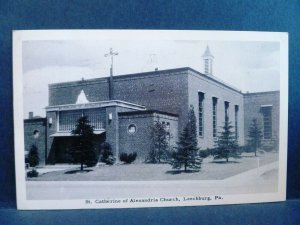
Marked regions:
[59,108,105,131]
[84,108,105,130]
[59,110,82,131]
[166,122,170,131]
[33,130,39,139]
[261,106,272,139]
[204,59,209,74]
[235,105,239,139]
[212,97,218,137]
[224,101,229,120]
[128,124,137,134]
[198,92,205,137]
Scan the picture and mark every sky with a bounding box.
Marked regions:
[22,40,280,118]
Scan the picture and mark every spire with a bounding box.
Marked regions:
[202,45,214,75]
[76,90,89,104]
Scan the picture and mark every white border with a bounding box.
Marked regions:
[13,30,288,210]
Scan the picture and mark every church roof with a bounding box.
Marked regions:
[49,67,242,94]
[119,110,178,117]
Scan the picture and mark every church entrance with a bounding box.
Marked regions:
[49,133,106,164]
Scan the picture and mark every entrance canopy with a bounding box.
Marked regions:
[50,130,105,137]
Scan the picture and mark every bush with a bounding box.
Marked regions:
[28,145,39,167]
[199,149,210,158]
[27,169,38,178]
[120,152,137,164]
[99,142,115,165]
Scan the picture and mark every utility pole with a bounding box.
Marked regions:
[104,48,118,100]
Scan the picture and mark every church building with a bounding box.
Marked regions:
[24,46,280,165]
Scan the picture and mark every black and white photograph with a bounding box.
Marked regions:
[13,30,288,210]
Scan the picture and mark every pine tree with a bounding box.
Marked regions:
[28,144,39,167]
[171,105,202,172]
[69,116,97,170]
[148,117,169,163]
[187,105,198,147]
[214,116,239,162]
[248,118,263,156]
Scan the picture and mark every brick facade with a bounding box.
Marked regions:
[187,70,245,148]
[119,111,178,162]
[244,91,280,145]
[25,67,280,165]
[24,118,47,165]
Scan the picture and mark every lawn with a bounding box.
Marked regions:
[28,151,278,181]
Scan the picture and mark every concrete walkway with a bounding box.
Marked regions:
[29,164,82,175]
[224,161,278,183]
[26,161,279,200]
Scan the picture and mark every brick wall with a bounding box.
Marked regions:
[47,67,251,150]
[187,70,245,149]
[49,79,109,106]
[48,68,189,130]
[244,91,280,145]
[24,118,47,165]
[46,111,58,164]
[119,111,178,162]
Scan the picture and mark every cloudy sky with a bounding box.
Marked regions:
[22,40,280,118]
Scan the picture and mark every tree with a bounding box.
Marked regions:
[28,144,39,167]
[248,118,263,156]
[214,116,239,162]
[69,116,97,170]
[171,105,202,172]
[187,105,197,145]
[148,117,169,163]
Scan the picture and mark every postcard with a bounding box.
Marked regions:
[13,30,288,209]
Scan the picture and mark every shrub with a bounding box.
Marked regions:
[99,142,115,165]
[120,152,137,164]
[27,169,38,178]
[199,149,210,158]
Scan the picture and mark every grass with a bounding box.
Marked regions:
[28,151,279,181]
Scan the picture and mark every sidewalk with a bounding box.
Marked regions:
[224,161,278,184]
[31,164,81,175]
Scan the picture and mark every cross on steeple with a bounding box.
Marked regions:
[104,48,118,100]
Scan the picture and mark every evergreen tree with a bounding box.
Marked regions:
[171,105,202,172]
[28,144,39,167]
[188,105,198,144]
[248,118,263,156]
[69,116,97,170]
[214,116,239,162]
[148,117,169,163]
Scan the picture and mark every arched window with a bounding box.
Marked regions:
[33,130,39,139]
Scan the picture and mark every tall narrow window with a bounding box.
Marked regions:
[212,97,218,138]
[261,106,272,139]
[204,59,209,74]
[224,101,229,120]
[235,105,239,139]
[198,92,205,137]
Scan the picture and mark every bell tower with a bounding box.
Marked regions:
[202,45,214,75]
